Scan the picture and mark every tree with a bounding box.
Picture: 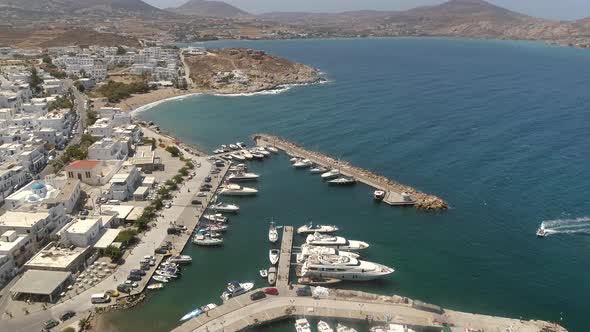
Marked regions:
[104,245,123,263]
[114,229,137,245]
[29,67,43,96]
[75,81,85,93]
[173,174,184,184]
[165,146,180,157]
[42,54,52,65]
[185,160,194,169]
[87,109,98,126]
[116,46,126,55]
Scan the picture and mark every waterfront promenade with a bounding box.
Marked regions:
[252,134,447,210]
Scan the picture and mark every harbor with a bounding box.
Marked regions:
[252,134,448,210]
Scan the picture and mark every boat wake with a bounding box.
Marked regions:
[540,217,590,236]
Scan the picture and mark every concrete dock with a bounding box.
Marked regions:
[276,226,294,290]
[252,134,447,210]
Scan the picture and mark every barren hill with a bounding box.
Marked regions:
[0,0,167,17]
[169,0,249,18]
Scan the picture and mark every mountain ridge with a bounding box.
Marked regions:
[167,0,249,18]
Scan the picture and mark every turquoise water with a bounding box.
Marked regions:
[107,38,590,331]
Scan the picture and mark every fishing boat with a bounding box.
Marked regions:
[318,320,335,332]
[204,213,228,222]
[297,277,342,286]
[152,275,169,283]
[267,266,277,286]
[536,226,547,237]
[227,172,260,182]
[297,222,339,234]
[267,146,279,153]
[220,281,254,301]
[268,222,279,243]
[373,190,386,200]
[211,202,240,213]
[193,234,223,246]
[306,232,369,251]
[328,177,357,185]
[147,283,164,290]
[259,269,268,278]
[167,254,192,265]
[180,308,203,321]
[269,249,280,265]
[293,159,312,169]
[310,166,328,174]
[219,184,258,196]
[295,318,312,332]
[296,244,359,263]
[301,254,394,281]
[336,323,358,332]
[321,169,340,180]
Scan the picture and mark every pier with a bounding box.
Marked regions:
[276,226,294,289]
[252,134,447,210]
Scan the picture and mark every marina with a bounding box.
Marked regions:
[252,134,447,210]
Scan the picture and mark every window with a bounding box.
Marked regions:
[68,171,73,178]
[85,171,91,178]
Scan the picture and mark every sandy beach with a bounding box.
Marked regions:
[95,87,193,112]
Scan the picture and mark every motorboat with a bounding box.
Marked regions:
[374,190,386,200]
[297,222,339,234]
[536,226,547,237]
[220,281,254,301]
[306,232,369,251]
[269,249,280,265]
[196,229,223,238]
[204,213,228,223]
[318,320,334,332]
[293,159,312,169]
[213,148,224,154]
[224,155,233,160]
[167,254,192,265]
[229,144,239,150]
[193,234,223,246]
[219,184,258,196]
[370,324,416,332]
[155,269,179,279]
[236,142,246,149]
[290,157,300,163]
[321,169,340,180]
[147,283,164,290]
[336,323,358,332]
[257,147,271,156]
[229,164,247,172]
[259,269,268,278]
[227,172,260,182]
[204,223,229,232]
[251,152,265,159]
[301,254,394,281]
[267,266,277,286]
[269,222,279,243]
[201,303,217,313]
[241,150,253,160]
[211,202,240,213]
[310,166,328,174]
[180,307,203,321]
[296,244,359,263]
[152,275,169,283]
[295,318,312,332]
[230,153,245,161]
[267,146,279,153]
[328,177,357,185]
[297,277,342,286]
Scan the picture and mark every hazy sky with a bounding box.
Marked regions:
[146,0,590,20]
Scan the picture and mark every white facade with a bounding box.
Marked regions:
[63,218,102,247]
[88,138,128,160]
[108,165,141,201]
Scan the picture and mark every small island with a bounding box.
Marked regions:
[182,47,322,94]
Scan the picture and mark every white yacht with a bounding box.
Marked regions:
[230,153,245,161]
[251,152,265,159]
[310,166,328,174]
[229,144,239,150]
[220,281,254,301]
[213,148,224,154]
[227,172,260,182]
[202,224,228,232]
[211,202,240,213]
[374,190,386,200]
[301,254,394,281]
[269,249,280,265]
[219,184,258,196]
[193,234,223,246]
[229,164,247,172]
[267,266,277,286]
[318,320,335,332]
[267,146,279,153]
[236,142,246,149]
[328,177,356,185]
[293,159,312,169]
[296,244,359,263]
[269,222,279,243]
[241,150,253,159]
[203,213,228,223]
[257,147,271,156]
[336,323,358,332]
[290,157,300,163]
[295,318,312,332]
[321,169,340,180]
[297,222,339,234]
[167,254,192,264]
[305,232,369,251]
[370,324,416,332]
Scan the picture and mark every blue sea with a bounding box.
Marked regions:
[105,38,590,332]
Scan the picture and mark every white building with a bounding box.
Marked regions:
[87,118,112,138]
[36,108,72,136]
[63,218,102,247]
[5,179,81,214]
[0,208,68,251]
[88,138,128,160]
[0,164,28,202]
[108,164,141,201]
[0,231,33,284]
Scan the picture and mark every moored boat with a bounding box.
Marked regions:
[305,232,369,251]
[230,153,245,161]
[269,249,280,265]
[203,213,228,223]
[310,166,329,174]
[328,177,356,185]
[180,308,203,321]
[152,275,169,283]
[297,222,339,234]
[220,281,254,301]
[193,234,223,246]
[373,190,386,200]
[267,266,277,285]
[227,172,260,182]
[267,146,279,153]
[295,318,312,332]
[321,169,340,180]
[336,323,358,332]
[147,283,164,290]
[259,269,268,278]
[167,254,192,264]
[293,159,312,169]
[298,277,342,286]
[318,320,335,332]
[301,254,394,281]
[296,244,359,263]
[219,184,258,196]
[269,222,279,243]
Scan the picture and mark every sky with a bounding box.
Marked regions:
[145,0,590,20]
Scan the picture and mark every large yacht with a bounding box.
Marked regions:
[220,281,254,301]
[297,222,339,234]
[227,172,260,182]
[219,184,258,196]
[301,254,394,281]
[211,202,240,213]
[293,159,313,169]
[241,150,253,159]
[305,232,369,251]
[296,244,359,263]
[370,324,416,332]
[167,254,192,265]
[321,169,341,180]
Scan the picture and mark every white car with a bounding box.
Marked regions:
[124,280,138,288]
[165,203,172,209]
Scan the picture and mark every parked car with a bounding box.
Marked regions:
[249,291,266,301]
[105,290,120,297]
[59,310,75,321]
[117,284,133,293]
[264,287,279,296]
[130,269,146,276]
[164,202,172,209]
[125,280,139,288]
[296,286,312,297]
[191,200,202,205]
[197,192,207,197]
[43,319,59,330]
[204,176,212,183]
[199,187,210,192]
[127,274,141,281]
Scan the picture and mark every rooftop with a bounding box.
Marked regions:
[99,205,134,220]
[67,160,100,170]
[93,228,121,250]
[10,270,71,296]
[66,218,100,235]
[25,243,89,270]
[0,234,28,253]
[0,211,50,228]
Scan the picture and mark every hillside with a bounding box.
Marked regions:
[0,0,167,17]
[169,0,249,17]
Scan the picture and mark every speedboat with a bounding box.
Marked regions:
[370,324,416,332]
[321,169,340,180]
[193,234,223,246]
[213,148,224,154]
[298,277,341,286]
[536,227,547,237]
[180,307,203,321]
[147,283,164,290]
[241,150,253,159]
[295,318,312,332]
[374,190,386,200]
[152,275,169,283]
[204,213,228,223]
[290,157,300,163]
[267,146,279,153]
[310,166,328,174]
[297,222,339,234]
[220,281,254,301]
[205,223,229,232]
[328,177,356,185]
[296,244,359,263]
[227,172,260,182]
[318,320,334,332]
[257,147,271,156]
[211,202,240,213]
[269,249,280,265]
[336,323,358,332]
[229,144,239,150]
[230,153,245,161]
[219,184,258,196]
[259,269,268,278]
[306,232,369,251]
[269,222,279,243]
[293,159,312,169]
[167,254,192,264]
[301,254,394,281]
[251,152,265,159]
[229,164,247,172]
[267,266,277,286]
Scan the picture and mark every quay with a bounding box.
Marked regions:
[173,227,565,332]
[252,134,447,210]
